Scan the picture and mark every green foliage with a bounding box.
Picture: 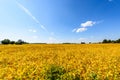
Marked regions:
[1,39,10,44]
[81,42,85,44]
[102,38,120,43]
[102,39,108,43]
[1,39,28,45]
[15,39,24,45]
[10,41,15,44]
[116,38,120,43]
[43,65,81,80]
[89,72,99,80]
[44,64,66,80]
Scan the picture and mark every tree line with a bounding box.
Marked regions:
[102,38,120,43]
[0,39,28,45]
[1,38,120,44]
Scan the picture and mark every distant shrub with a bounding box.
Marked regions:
[43,64,81,80]
[10,41,15,44]
[89,72,99,80]
[102,38,120,43]
[44,64,66,80]
[81,42,85,44]
[1,39,10,44]
[0,39,28,45]
[15,39,26,45]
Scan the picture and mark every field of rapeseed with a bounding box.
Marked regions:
[0,44,120,79]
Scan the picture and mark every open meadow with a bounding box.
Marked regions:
[0,44,120,79]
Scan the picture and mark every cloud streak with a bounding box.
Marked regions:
[16,1,47,32]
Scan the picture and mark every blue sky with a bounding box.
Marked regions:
[0,0,120,43]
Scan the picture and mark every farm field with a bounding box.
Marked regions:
[0,44,120,79]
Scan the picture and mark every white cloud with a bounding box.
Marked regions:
[28,29,37,33]
[72,27,87,33]
[81,21,96,27]
[16,1,47,31]
[72,20,97,33]
[72,28,76,32]
[76,27,87,33]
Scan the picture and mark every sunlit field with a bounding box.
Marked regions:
[0,44,120,79]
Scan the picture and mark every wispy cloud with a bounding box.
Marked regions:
[28,29,37,33]
[72,20,96,33]
[16,1,47,31]
[81,21,96,27]
[72,28,87,33]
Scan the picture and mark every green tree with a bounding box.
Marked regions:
[1,39,10,44]
[10,41,15,44]
[108,39,112,43]
[102,39,108,43]
[81,42,85,44]
[116,39,120,43]
[15,39,24,45]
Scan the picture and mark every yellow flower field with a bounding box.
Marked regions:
[0,44,120,80]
